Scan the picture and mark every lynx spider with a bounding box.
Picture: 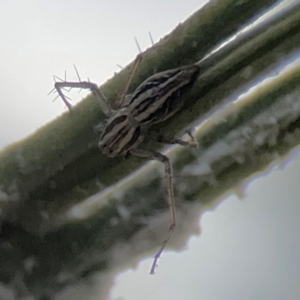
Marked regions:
[52,42,200,274]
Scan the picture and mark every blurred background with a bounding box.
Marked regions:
[0,1,299,299]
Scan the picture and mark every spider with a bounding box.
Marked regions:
[53,48,200,274]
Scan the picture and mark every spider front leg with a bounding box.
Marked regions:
[54,80,112,117]
[130,148,176,275]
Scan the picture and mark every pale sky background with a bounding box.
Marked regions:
[0,1,300,300]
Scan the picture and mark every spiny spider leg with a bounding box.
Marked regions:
[51,74,72,93]
[135,36,142,53]
[73,64,82,82]
[55,81,112,116]
[130,148,176,275]
[52,93,72,104]
[115,36,153,108]
[48,78,69,96]
[148,32,154,46]
[47,87,56,96]
[73,65,84,93]
[116,52,144,109]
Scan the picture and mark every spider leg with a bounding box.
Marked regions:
[116,52,144,109]
[116,36,156,108]
[150,130,198,148]
[54,80,112,117]
[148,31,154,46]
[130,148,176,275]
